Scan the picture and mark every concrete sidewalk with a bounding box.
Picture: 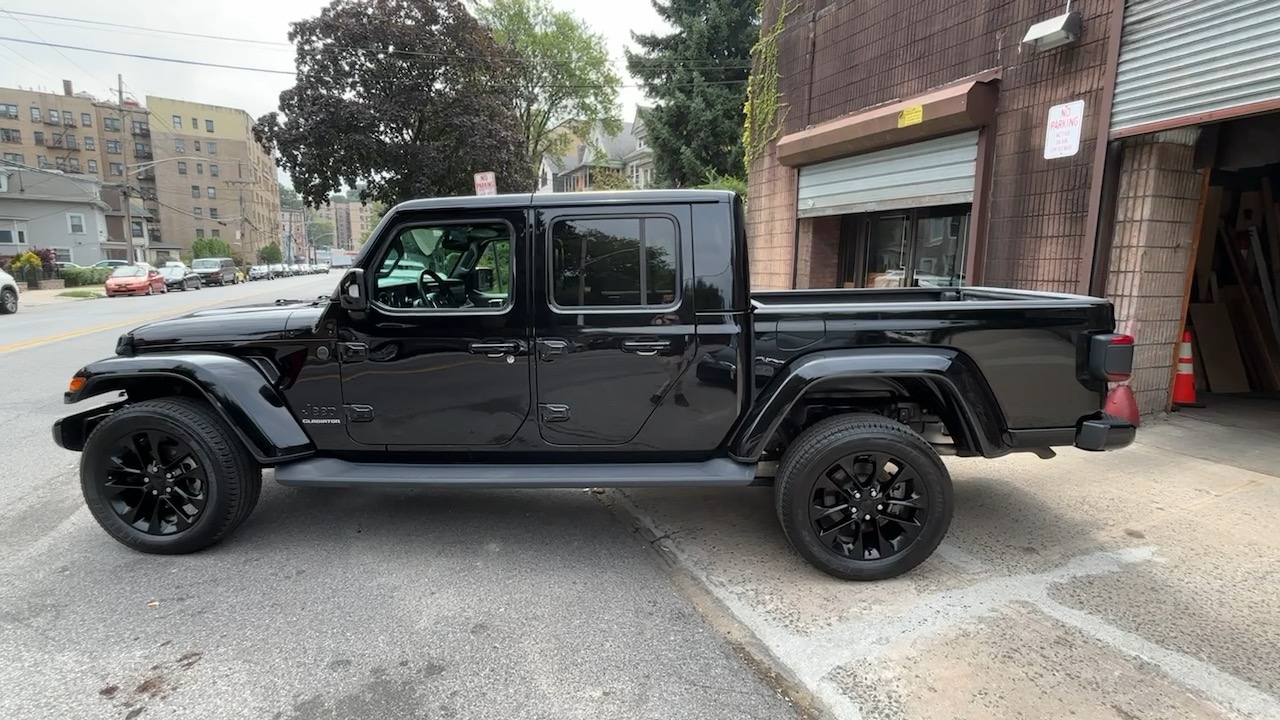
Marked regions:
[16,287,102,308]
[607,413,1280,719]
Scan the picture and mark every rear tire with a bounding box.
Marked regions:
[0,288,16,314]
[775,413,953,581]
[80,398,261,554]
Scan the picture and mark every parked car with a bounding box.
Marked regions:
[0,268,18,314]
[316,263,330,274]
[93,259,130,269]
[288,263,302,275]
[269,263,287,277]
[248,265,273,281]
[104,264,166,296]
[191,257,237,286]
[159,265,201,291]
[52,190,1137,581]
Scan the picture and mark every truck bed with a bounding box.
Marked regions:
[751,286,1109,312]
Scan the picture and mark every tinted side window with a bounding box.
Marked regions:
[551,217,678,308]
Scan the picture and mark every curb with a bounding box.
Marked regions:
[597,488,829,720]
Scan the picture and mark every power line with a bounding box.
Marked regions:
[0,36,749,90]
[0,8,117,91]
[0,9,754,70]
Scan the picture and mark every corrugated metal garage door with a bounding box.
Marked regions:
[1111,0,1280,135]
[797,131,978,218]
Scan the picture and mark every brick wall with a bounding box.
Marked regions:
[795,216,841,288]
[750,0,1116,291]
[1105,130,1201,415]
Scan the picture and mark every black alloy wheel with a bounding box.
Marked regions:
[775,413,953,581]
[808,452,928,561]
[81,398,261,554]
[101,430,209,536]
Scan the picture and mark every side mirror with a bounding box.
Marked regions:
[338,268,367,311]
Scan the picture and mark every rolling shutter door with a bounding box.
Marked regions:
[796,131,978,218]
[1111,0,1280,135]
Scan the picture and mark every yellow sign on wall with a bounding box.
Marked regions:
[898,105,924,128]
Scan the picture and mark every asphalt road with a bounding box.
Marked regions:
[0,277,795,720]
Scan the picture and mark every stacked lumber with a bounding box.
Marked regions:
[1186,174,1280,394]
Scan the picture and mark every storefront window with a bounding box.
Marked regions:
[840,204,970,288]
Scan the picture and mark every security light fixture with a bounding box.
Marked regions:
[1022,10,1082,52]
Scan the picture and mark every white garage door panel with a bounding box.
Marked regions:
[1111,0,1280,134]
[797,131,979,218]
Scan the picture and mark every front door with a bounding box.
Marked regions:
[532,204,696,446]
[338,206,531,447]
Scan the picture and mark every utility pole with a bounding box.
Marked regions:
[225,171,255,261]
[117,73,136,265]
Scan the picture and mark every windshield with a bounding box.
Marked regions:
[192,259,221,269]
[160,267,184,277]
[110,267,146,278]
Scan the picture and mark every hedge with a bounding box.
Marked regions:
[61,267,114,287]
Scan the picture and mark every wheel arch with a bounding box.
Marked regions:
[729,347,1008,461]
[61,352,314,464]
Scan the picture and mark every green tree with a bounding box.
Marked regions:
[626,0,758,187]
[697,169,747,200]
[279,183,305,210]
[192,237,233,259]
[476,0,621,191]
[590,168,634,191]
[307,216,336,249]
[258,242,284,264]
[254,0,526,208]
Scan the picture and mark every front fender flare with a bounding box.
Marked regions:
[729,347,1007,461]
[62,352,315,464]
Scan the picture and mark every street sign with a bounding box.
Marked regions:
[474,171,497,196]
[1044,100,1085,159]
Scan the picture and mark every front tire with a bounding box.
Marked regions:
[80,398,261,554]
[775,413,953,581]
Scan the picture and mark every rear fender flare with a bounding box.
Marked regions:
[64,352,314,463]
[729,347,1006,461]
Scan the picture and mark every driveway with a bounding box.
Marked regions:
[610,412,1280,719]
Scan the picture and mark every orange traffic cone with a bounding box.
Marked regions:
[1172,330,1203,408]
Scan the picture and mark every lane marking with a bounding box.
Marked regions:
[0,280,333,355]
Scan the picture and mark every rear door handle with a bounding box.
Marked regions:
[468,340,522,357]
[622,339,671,356]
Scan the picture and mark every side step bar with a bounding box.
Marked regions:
[273,457,760,489]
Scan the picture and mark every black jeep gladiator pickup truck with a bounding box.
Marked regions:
[54,189,1136,580]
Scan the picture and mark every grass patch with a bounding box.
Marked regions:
[58,289,104,299]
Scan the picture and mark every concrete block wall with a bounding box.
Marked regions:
[1105,130,1202,416]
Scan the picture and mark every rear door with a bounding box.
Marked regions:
[532,203,696,446]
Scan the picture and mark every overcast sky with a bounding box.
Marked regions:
[0,0,666,124]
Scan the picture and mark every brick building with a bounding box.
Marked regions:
[749,0,1280,417]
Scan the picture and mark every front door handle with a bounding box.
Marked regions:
[622,339,671,356]
[469,340,521,358]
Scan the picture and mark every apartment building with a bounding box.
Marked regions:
[1,82,281,263]
[279,208,307,262]
[316,200,351,250]
[144,96,281,261]
[0,81,149,258]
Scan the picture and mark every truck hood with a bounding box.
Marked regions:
[129,299,327,350]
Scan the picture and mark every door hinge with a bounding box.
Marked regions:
[538,403,570,423]
[344,404,375,423]
[338,342,368,362]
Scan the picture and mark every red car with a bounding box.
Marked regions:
[104,264,168,296]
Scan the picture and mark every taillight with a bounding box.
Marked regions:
[1089,333,1134,382]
